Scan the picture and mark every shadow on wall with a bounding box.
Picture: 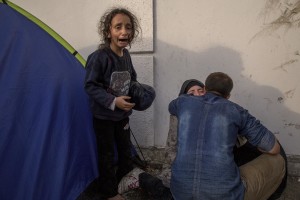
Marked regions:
[155,41,300,154]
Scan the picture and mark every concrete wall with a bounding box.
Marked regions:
[10,0,300,155]
[155,0,300,155]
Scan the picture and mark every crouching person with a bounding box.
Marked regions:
[168,72,285,200]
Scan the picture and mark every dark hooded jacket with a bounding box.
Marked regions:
[178,79,205,96]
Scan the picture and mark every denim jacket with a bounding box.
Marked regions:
[168,92,276,200]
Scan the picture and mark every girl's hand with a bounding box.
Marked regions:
[115,96,135,111]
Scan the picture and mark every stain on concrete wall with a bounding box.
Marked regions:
[274,59,298,72]
[251,0,300,41]
[262,0,300,30]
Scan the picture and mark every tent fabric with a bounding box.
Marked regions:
[0,0,86,66]
[0,2,98,200]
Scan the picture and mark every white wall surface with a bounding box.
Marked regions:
[155,0,300,155]
[9,0,300,155]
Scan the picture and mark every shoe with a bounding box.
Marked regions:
[118,168,144,194]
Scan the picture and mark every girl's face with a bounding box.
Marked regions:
[109,13,132,56]
[187,85,205,96]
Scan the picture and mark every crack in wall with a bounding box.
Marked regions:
[250,0,300,42]
[273,59,299,72]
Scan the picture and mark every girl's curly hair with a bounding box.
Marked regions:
[98,7,141,49]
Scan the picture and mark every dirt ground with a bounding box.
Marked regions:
[78,161,300,200]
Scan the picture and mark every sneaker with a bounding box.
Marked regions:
[118,167,144,194]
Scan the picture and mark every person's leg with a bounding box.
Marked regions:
[165,116,178,163]
[93,118,119,199]
[154,115,178,189]
[139,172,173,200]
[235,141,288,200]
[115,117,134,182]
[268,142,288,200]
[240,154,285,200]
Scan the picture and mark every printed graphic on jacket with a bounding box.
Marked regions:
[109,71,131,96]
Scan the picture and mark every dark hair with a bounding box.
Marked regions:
[205,72,233,98]
[97,7,141,49]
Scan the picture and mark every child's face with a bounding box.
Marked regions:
[109,13,132,55]
[187,85,205,96]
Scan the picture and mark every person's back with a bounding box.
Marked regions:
[169,72,284,200]
[170,93,246,199]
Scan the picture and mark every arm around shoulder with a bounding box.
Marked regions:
[168,99,178,116]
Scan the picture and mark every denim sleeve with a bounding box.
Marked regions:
[84,53,115,108]
[238,107,276,152]
[168,99,178,116]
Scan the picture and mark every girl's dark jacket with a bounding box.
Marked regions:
[84,47,137,121]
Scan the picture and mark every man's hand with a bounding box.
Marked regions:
[115,96,135,111]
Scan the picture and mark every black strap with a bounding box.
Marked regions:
[72,50,78,56]
[130,127,146,162]
[3,0,8,4]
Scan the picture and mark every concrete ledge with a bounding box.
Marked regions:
[287,155,300,177]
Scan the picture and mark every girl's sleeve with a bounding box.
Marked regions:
[84,53,115,108]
